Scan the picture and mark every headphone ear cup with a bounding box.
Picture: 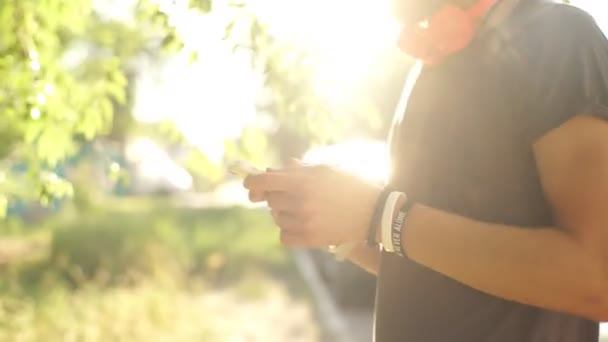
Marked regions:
[398,25,436,63]
[397,5,478,64]
[427,6,476,57]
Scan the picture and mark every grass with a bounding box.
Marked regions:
[0,198,319,341]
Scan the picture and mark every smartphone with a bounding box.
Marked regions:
[229,160,356,259]
[228,160,263,179]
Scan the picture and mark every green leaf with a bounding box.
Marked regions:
[0,196,6,219]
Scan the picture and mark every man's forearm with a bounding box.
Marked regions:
[347,193,409,276]
[402,204,608,321]
[347,242,381,276]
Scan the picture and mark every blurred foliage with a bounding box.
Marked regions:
[1,199,287,291]
[0,0,408,213]
[0,202,314,341]
[221,4,410,162]
[0,0,213,216]
[0,0,211,207]
[0,283,218,341]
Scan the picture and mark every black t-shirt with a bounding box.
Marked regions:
[376,1,608,341]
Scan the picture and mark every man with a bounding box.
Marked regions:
[244,0,608,340]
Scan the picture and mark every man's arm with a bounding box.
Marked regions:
[347,194,408,276]
[245,115,608,320]
[400,115,608,321]
[346,243,381,276]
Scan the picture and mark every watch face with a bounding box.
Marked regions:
[390,0,448,26]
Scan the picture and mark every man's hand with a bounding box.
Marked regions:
[243,163,382,248]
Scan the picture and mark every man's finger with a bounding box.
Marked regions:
[244,172,301,193]
[266,192,302,212]
[271,209,280,222]
[271,210,308,232]
[248,190,266,203]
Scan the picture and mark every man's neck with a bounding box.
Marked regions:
[484,0,522,29]
[454,0,481,8]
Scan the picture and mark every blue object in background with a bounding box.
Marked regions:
[5,140,129,221]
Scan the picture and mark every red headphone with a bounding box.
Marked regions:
[398,0,498,65]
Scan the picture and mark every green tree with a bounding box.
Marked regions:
[0,0,114,214]
[0,0,405,216]
[203,2,410,166]
[0,0,207,216]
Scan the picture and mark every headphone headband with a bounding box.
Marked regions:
[398,0,502,64]
[467,0,499,19]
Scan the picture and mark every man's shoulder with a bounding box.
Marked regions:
[517,1,608,142]
[540,1,594,19]
[526,1,604,43]
[513,0,608,73]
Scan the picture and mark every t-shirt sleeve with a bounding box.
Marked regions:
[529,6,608,141]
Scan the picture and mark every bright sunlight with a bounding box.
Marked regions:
[252,0,401,103]
[134,0,401,166]
[134,0,608,187]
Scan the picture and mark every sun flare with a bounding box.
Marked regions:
[253,0,401,102]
